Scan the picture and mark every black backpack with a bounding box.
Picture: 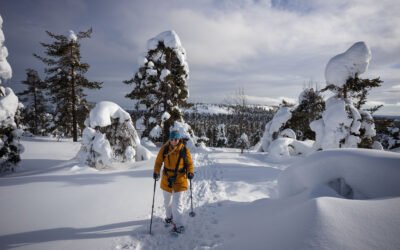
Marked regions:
[162,143,189,187]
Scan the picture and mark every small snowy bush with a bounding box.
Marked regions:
[236,133,250,153]
[80,101,152,168]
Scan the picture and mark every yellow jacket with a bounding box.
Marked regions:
[154,142,194,193]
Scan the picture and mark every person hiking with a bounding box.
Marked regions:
[153,130,195,234]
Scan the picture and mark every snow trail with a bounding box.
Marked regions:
[120,148,283,249]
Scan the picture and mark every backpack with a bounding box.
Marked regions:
[162,143,189,188]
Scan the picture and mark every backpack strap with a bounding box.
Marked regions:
[165,147,184,188]
[179,146,188,174]
[163,144,169,158]
[162,145,188,177]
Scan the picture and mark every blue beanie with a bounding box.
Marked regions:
[169,130,181,140]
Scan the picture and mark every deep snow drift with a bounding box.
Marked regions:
[0,138,399,250]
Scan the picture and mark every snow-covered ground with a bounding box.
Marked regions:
[1,137,399,250]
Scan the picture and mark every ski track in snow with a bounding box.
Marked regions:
[117,149,284,250]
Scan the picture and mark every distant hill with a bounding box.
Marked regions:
[183,102,275,115]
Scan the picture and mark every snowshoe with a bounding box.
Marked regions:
[170,225,185,236]
[164,217,173,227]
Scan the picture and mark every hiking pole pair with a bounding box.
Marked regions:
[149,177,196,235]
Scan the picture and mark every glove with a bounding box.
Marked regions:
[187,172,194,180]
[153,172,160,181]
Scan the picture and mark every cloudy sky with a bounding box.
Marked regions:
[1,0,399,115]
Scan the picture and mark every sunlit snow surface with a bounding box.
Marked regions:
[0,137,399,250]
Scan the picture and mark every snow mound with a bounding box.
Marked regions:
[146,30,189,75]
[87,101,131,128]
[269,138,294,159]
[147,30,182,50]
[325,41,371,87]
[278,149,400,199]
[217,194,400,250]
[269,138,314,160]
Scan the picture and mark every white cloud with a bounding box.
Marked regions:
[3,0,400,116]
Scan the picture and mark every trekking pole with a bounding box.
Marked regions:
[149,179,157,235]
[189,179,196,217]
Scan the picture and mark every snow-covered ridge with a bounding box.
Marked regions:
[127,102,275,115]
[182,103,275,115]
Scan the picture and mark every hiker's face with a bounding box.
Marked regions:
[170,138,179,147]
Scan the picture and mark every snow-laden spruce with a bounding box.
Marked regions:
[311,41,379,150]
[124,30,193,143]
[310,97,362,149]
[236,133,250,153]
[259,104,292,152]
[0,15,23,172]
[216,124,228,147]
[286,88,325,141]
[0,15,12,82]
[80,101,152,168]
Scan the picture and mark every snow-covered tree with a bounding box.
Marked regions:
[34,29,102,141]
[285,88,325,140]
[0,16,12,83]
[124,30,190,143]
[80,101,152,168]
[0,15,23,172]
[259,101,293,152]
[236,133,250,154]
[311,41,381,150]
[375,118,400,150]
[17,69,51,135]
[170,120,197,149]
[216,124,228,147]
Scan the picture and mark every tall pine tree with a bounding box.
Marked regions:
[17,69,50,135]
[34,29,102,141]
[124,30,190,143]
